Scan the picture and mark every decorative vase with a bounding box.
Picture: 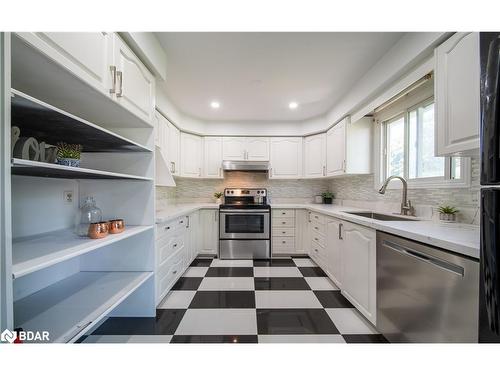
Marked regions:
[57,158,80,167]
[76,197,103,237]
[323,197,333,204]
[215,198,222,204]
[439,213,456,222]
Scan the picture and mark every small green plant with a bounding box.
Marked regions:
[214,192,223,199]
[438,205,459,214]
[321,192,334,199]
[57,142,82,159]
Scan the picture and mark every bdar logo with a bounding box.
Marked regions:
[0,329,17,343]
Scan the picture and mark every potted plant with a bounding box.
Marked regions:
[322,192,334,204]
[214,192,223,204]
[56,142,82,167]
[437,205,459,222]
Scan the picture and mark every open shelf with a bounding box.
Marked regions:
[11,90,152,153]
[14,271,153,343]
[11,158,153,181]
[12,226,154,279]
[11,34,153,130]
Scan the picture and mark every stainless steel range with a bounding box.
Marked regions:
[219,188,271,259]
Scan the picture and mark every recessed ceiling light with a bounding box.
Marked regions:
[288,102,298,110]
[210,101,220,109]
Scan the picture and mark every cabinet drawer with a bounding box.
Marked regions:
[158,233,186,265]
[311,230,326,248]
[311,239,327,262]
[273,237,295,253]
[157,247,186,299]
[273,227,295,237]
[273,217,295,227]
[272,209,295,218]
[310,221,326,235]
[310,212,326,225]
[156,216,188,239]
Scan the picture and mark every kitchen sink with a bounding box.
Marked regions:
[343,211,419,221]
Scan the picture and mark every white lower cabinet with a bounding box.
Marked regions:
[325,217,343,288]
[200,209,219,255]
[340,221,377,325]
[272,209,296,254]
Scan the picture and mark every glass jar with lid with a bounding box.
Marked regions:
[75,196,103,237]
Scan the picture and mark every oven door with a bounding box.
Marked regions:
[219,209,270,239]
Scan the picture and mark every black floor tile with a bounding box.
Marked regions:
[291,255,310,258]
[205,267,254,277]
[171,277,203,290]
[170,335,258,343]
[254,277,311,290]
[91,317,157,335]
[257,308,339,335]
[343,334,389,343]
[299,267,327,277]
[253,259,296,267]
[313,291,354,308]
[189,291,256,308]
[190,258,214,267]
[155,309,187,335]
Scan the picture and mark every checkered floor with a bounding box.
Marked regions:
[80,256,387,343]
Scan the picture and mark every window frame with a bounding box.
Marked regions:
[375,96,471,190]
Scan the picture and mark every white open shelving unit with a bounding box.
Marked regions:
[1,33,157,341]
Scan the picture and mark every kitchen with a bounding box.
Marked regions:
[0,23,498,361]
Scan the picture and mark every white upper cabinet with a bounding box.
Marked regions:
[204,137,223,178]
[435,32,480,156]
[180,132,203,178]
[326,120,346,176]
[270,138,303,179]
[167,121,181,176]
[17,32,113,95]
[112,34,156,124]
[222,137,269,161]
[340,221,377,325]
[303,133,326,178]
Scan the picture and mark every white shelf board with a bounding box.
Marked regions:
[11,158,153,181]
[12,226,154,279]
[14,271,153,343]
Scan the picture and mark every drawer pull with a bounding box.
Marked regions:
[172,270,177,274]
[282,221,286,224]
[173,243,178,248]
[282,240,286,244]
[314,226,319,230]
[282,212,286,215]
[314,237,319,241]
[282,231,286,234]
[314,248,318,252]
[315,215,319,219]
[164,226,170,230]
[180,220,184,224]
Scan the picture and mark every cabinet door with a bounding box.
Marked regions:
[326,122,346,176]
[200,210,219,255]
[304,133,326,178]
[341,221,376,324]
[17,32,112,95]
[180,133,203,178]
[204,137,223,178]
[435,32,480,155]
[326,218,343,287]
[246,137,270,161]
[168,122,180,176]
[112,34,155,124]
[188,212,200,264]
[222,137,246,160]
[270,138,303,178]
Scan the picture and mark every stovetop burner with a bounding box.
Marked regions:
[221,188,269,209]
[219,203,271,210]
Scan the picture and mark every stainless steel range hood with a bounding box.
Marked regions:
[222,160,269,172]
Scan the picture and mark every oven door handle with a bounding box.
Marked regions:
[219,209,270,213]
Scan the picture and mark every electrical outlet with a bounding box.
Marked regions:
[63,190,74,204]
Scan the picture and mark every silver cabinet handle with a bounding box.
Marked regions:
[170,162,175,173]
[339,223,343,240]
[199,167,201,177]
[219,167,222,177]
[116,71,123,97]
[270,168,273,177]
[109,66,117,94]
[214,210,218,222]
[186,216,190,228]
[323,165,326,176]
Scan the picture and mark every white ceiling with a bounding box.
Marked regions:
[156,32,405,122]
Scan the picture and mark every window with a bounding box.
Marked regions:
[379,97,469,188]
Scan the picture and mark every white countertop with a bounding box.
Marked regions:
[156,202,480,259]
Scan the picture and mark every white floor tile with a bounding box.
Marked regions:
[258,335,345,343]
[326,308,379,334]
[158,291,196,309]
[83,335,172,343]
[255,290,322,308]
[211,259,253,267]
[182,267,208,277]
[175,309,257,335]
[305,277,339,290]
[293,258,317,267]
[253,267,302,278]
[198,277,255,291]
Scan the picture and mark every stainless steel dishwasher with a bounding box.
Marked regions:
[377,232,479,343]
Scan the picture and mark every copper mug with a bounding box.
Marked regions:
[109,219,125,234]
[88,221,109,239]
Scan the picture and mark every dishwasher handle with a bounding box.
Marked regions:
[382,240,465,277]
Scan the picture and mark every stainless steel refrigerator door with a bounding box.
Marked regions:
[377,232,479,343]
